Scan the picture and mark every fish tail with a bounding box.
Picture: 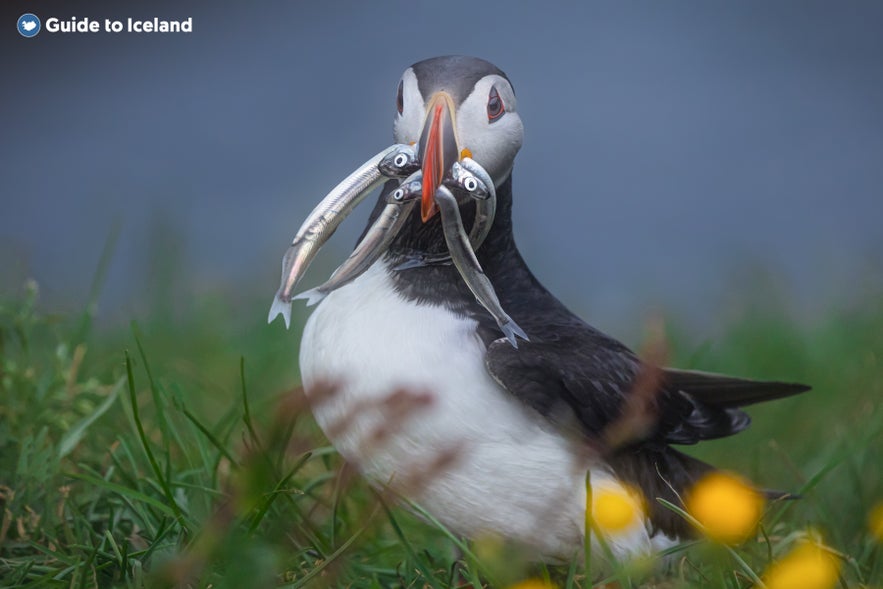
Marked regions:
[293,288,327,307]
[500,318,529,348]
[268,293,292,328]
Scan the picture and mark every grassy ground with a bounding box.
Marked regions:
[0,277,881,588]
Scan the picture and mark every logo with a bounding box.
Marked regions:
[18,13,41,38]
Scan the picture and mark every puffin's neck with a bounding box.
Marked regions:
[358,174,545,335]
[376,174,517,261]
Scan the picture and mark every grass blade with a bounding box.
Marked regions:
[124,350,186,524]
[657,498,766,587]
[73,221,120,345]
[180,405,240,468]
[58,376,125,458]
[66,471,180,518]
[379,496,444,589]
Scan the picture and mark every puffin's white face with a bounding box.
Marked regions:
[392,67,524,192]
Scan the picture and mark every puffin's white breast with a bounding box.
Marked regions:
[299,260,661,561]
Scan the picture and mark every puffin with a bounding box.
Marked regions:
[296,55,809,564]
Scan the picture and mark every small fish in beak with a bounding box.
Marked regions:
[268,143,411,328]
[378,143,420,178]
[270,127,513,343]
[294,171,424,306]
[450,157,496,251]
[394,157,496,271]
[434,185,528,348]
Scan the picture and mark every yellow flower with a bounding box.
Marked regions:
[761,541,840,589]
[870,500,883,542]
[592,485,645,534]
[506,580,557,589]
[685,471,765,544]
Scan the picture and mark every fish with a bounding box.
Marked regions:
[268,143,408,328]
[378,143,420,178]
[454,157,496,251]
[434,185,528,348]
[450,158,493,200]
[394,157,497,271]
[294,172,424,306]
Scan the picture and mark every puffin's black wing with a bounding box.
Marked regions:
[661,368,810,408]
[483,312,809,448]
[484,318,644,437]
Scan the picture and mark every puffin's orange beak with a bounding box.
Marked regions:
[417,92,459,222]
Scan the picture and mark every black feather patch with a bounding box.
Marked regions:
[663,368,811,408]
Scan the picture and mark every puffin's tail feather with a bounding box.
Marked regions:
[663,368,810,408]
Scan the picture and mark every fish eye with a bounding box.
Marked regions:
[396,80,404,115]
[393,188,405,200]
[394,153,409,168]
[464,177,479,192]
[487,86,504,122]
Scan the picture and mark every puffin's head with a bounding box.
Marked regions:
[393,56,524,222]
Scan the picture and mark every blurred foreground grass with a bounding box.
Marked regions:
[0,278,881,588]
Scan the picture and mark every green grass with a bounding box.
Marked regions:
[1,276,881,588]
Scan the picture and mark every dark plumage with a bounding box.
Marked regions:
[411,56,510,108]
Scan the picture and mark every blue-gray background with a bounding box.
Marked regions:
[2,1,882,336]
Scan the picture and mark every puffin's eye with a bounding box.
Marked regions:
[396,80,404,115]
[487,86,505,122]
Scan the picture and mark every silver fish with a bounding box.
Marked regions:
[295,172,424,306]
[394,157,497,271]
[434,185,528,348]
[268,144,405,328]
[454,157,496,250]
[449,159,492,200]
[378,143,420,178]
